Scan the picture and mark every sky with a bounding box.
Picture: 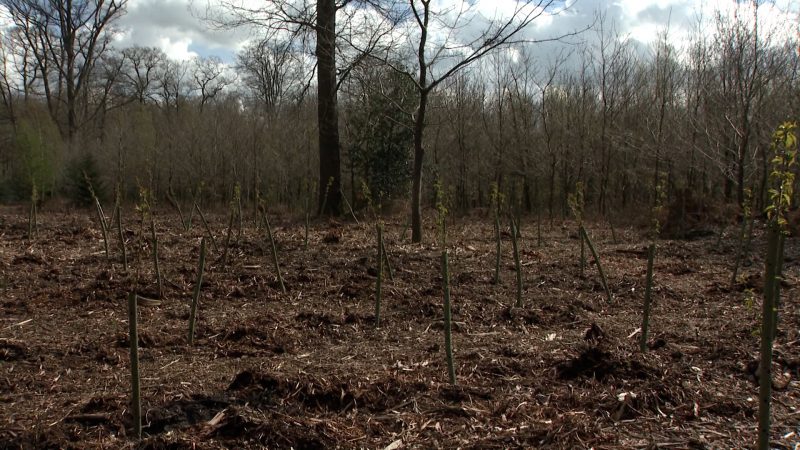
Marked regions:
[0,0,796,73]
[105,0,797,63]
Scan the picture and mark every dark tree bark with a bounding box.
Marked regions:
[316,0,342,215]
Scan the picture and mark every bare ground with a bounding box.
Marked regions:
[0,205,798,449]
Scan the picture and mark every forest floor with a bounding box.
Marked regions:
[0,205,798,449]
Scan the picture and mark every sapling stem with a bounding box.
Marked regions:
[127,292,141,440]
[341,188,359,224]
[537,214,543,247]
[580,226,612,302]
[304,213,310,250]
[319,177,334,216]
[510,218,523,307]
[235,191,243,244]
[715,224,726,250]
[194,203,219,252]
[28,198,36,240]
[116,204,128,272]
[493,206,501,285]
[731,190,755,289]
[442,248,456,385]
[609,218,618,244]
[185,195,195,231]
[221,208,235,268]
[640,243,656,352]
[381,239,394,282]
[166,190,187,231]
[772,234,785,340]
[262,208,286,293]
[758,227,779,450]
[110,192,120,229]
[757,121,797,450]
[400,222,410,242]
[94,196,110,262]
[436,179,455,385]
[580,230,586,278]
[188,238,207,346]
[150,220,162,298]
[375,223,383,327]
[85,174,109,260]
[569,183,586,278]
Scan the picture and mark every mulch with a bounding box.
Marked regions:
[0,205,798,449]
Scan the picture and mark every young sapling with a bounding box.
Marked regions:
[374,222,384,327]
[261,204,286,293]
[510,216,523,307]
[194,202,219,252]
[757,122,796,450]
[188,238,207,346]
[490,182,503,285]
[436,180,456,385]
[640,173,665,351]
[127,292,141,439]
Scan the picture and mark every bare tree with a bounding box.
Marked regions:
[237,37,296,113]
[202,0,341,214]
[590,13,634,215]
[370,0,585,242]
[191,56,233,112]
[0,0,127,141]
[119,46,167,104]
[156,59,190,111]
[0,30,18,128]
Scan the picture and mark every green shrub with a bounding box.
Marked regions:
[8,116,60,201]
[65,153,107,207]
[347,68,415,202]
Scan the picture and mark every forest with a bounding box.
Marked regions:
[0,0,796,225]
[0,0,799,449]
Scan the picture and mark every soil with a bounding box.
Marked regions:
[0,205,798,449]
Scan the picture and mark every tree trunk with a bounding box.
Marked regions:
[410,3,430,244]
[411,90,428,243]
[316,0,341,216]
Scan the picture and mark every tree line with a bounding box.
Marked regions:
[0,0,797,240]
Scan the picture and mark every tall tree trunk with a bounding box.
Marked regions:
[316,0,341,215]
[410,3,430,244]
[411,89,428,243]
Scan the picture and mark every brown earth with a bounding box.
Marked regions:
[0,205,798,449]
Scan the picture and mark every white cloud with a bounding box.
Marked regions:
[2,0,798,66]
[159,36,199,61]
[115,0,251,61]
